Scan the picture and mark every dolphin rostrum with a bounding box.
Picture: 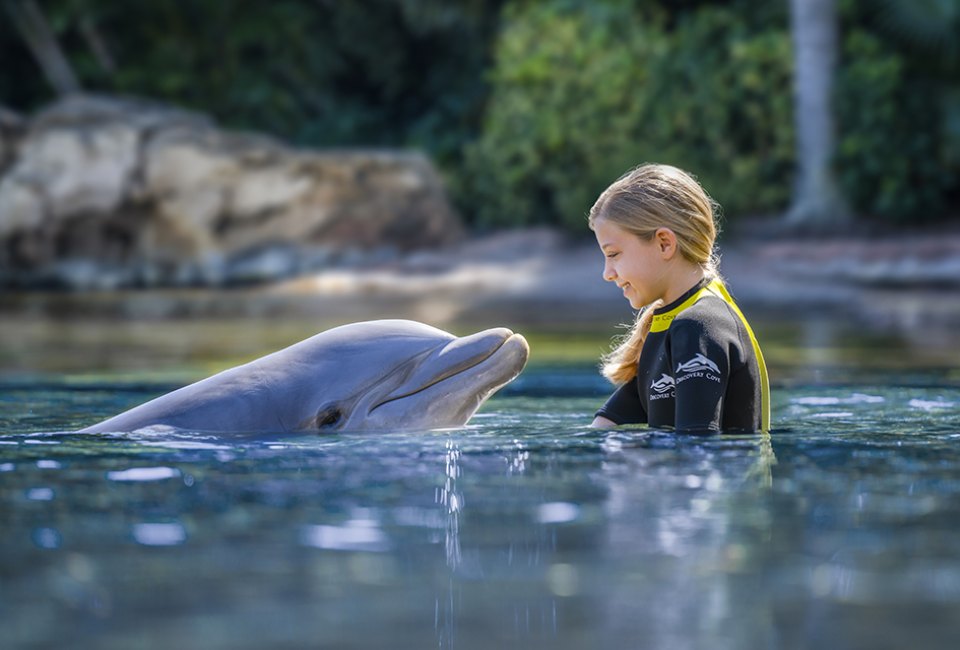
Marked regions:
[79,320,530,434]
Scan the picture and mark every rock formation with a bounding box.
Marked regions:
[0,107,23,175]
[0,95,463,289]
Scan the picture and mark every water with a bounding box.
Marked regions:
[3,368,960,649]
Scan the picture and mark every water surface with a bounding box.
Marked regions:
[3,370,960,649]
[4,292,960,649]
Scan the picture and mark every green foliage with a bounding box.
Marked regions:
[461,1,794,230]
[460,3,663,229]
[872,0,960,69]
[4,0,959,228]
[1,0,504,169]
[835,31,952,221]
[645,9,795,218]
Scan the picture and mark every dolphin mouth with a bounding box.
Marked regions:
[369,329,529,414]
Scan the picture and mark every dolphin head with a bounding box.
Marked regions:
[285,320,529,433]
[78,319,529,436]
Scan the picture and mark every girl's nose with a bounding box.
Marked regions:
[602,261,617,283]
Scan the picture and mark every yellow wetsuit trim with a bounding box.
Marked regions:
[650,286,711,333]
[649,279,771,432]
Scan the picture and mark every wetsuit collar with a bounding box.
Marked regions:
[649,276,717,334]
[652,276,713,316]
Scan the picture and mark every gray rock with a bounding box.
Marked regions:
[0,106,24,175]
[0,94,463,288]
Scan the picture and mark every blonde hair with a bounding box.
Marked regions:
[589,163,721,384]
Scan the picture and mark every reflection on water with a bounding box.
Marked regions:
[2,382,960,649]
[3,290,960,383]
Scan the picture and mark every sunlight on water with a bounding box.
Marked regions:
[132,522,188,547]
[107,466,180,482]
[2,377,960,649]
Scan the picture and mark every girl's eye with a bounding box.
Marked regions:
[606,252,620,259]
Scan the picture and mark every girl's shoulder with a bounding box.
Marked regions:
[668,293,742,337]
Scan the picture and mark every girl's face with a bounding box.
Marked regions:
[593,218,669,309]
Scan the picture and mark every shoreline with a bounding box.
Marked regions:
[2,226,959,331]
[273,226,960,331]
[2,227,960,379]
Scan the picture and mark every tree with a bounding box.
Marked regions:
[2,0,81,96]
[786,0,849,227]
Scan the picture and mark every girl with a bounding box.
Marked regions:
[589,163,770,434]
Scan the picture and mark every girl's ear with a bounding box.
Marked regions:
[654,228,678,258]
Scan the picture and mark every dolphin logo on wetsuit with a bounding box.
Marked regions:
[676,353,720,376]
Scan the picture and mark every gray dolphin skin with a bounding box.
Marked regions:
[79,320,530,434]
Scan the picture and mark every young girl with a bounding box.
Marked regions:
[589,163,770,434]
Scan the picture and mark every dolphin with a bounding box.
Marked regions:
[79,320,529,434]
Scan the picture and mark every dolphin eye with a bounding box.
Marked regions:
[316,407,342,429]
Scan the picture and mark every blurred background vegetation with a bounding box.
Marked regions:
[2,0,958,231]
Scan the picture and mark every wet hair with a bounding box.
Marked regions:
[588,163,721,384]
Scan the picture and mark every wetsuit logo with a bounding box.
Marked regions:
[650,373,675,394]
[676,353,720,375]
[675,353,722,386]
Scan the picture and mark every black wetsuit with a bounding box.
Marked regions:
[596,278,770,434]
